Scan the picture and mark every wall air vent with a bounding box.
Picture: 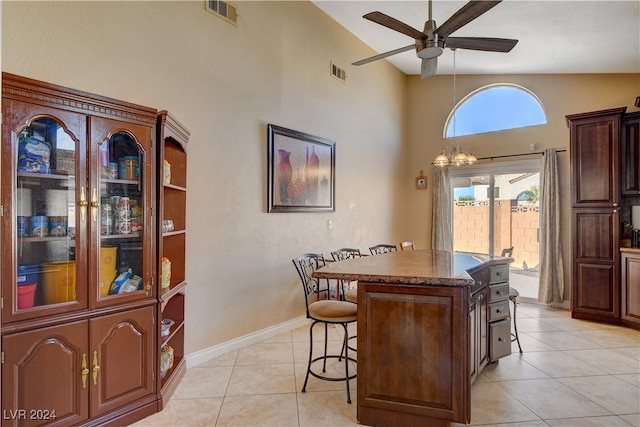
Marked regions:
[205,0,238,26]
[330,62,347,82]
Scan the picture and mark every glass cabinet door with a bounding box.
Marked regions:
[9,115,86,319]
[90,118,153,306]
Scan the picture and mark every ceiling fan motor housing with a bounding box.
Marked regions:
[417,19,444,59]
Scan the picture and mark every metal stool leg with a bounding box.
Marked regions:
[511,296,523,353]
[340,323,352,404]
[302,320,357,404]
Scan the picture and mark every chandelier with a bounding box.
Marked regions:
[433,49,477,167]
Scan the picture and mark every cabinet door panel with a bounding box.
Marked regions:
[89,306,154,417]
[2,321,88,427]
[574,210,618,262]
[572,209,620,319]
[621,253,640,323]
[88,117,154,307]
[1,99,88,323]
[570,114,619,207]
[358,284,467,422]
[574,262,618,315]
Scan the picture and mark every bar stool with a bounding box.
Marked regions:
[292,254,358,403]
[369,244,397,255]
[509,287,523,353]
[399,241,416,251]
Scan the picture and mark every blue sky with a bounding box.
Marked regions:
[446,85,547,137]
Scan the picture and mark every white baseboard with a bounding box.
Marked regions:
[551,300,571,310]
[185,316,310,368]
[519,296,570,310]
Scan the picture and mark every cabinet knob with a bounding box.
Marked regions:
[613,202,619,207]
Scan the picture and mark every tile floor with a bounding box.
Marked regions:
[132,303,640,427]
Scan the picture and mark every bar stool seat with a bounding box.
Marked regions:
[509,287,523,353]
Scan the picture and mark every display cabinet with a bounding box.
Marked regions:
[1,73,158,426]
[156,110,189,407]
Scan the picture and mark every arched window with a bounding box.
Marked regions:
[444,84,547,138]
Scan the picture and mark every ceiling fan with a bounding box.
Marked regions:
[352,0,518,79]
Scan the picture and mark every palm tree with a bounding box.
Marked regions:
[518,186,539,204]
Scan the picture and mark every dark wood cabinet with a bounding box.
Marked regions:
[1,73,158,426]
[2,321,88,426]
[357,281,469,426]
[621,112,640,196]
[567,107,625,323]
[621,251,640,327]
[156,111,189,407]
[568,108,623,208]
[2,306,154,426]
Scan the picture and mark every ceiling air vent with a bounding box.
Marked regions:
[330,61,347,82]
[205,0,238,26]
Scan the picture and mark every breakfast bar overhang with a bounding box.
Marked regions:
[313,250,513,427]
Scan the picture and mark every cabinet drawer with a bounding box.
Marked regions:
[490,265,509,283]
[489,318,512,361]
[489,283,510,302]
[489,300,510,322]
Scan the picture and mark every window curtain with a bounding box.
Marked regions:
[538,148,564,303]
[431,167,452,251]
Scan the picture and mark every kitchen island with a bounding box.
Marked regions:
[314,250,513,427]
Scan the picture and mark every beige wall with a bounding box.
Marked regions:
[1,1,409,354]
[406,73,640,301]
[3,1,640,354]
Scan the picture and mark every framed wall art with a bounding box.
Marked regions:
[267,124,335,212]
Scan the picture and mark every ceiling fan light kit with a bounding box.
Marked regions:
[352,0,518,79]
[433,48,477,168]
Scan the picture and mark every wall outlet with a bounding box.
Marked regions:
[327,220,332,230]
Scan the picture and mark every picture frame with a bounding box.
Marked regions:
[267,124,335,212]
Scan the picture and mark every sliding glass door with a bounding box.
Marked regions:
[450,160,541,299]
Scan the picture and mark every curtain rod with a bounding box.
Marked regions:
[477,148,567,162]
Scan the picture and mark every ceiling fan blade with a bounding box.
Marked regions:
[421,57,437,79]
[446,37,518,52]
[363,11,426,39]
[352,44,415,66]
[435,1,502,38]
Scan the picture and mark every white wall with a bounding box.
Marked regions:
[1,1,409,354]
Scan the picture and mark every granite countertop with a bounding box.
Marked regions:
[621,246,640,254]
[313,250,511,286]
